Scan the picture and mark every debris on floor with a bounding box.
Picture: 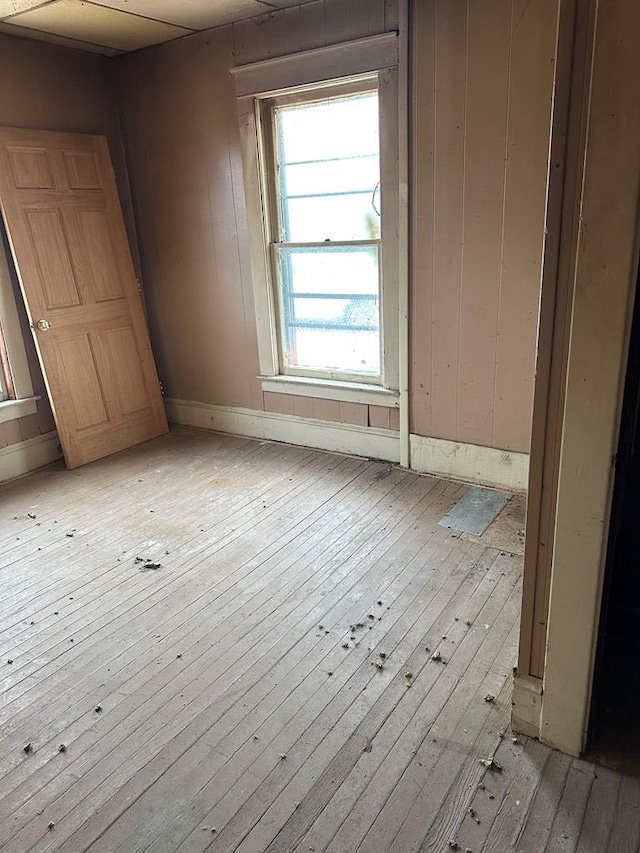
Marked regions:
[374,468,392,480]
[479,757,503,772]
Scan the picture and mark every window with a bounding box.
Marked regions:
[233,33,400,407]
[265,84,382,381]
[0,232,37,422]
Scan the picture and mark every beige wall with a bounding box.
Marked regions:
[117,0,557,447]
[0,0,558,457]
[410,0,558,454]
[0,33,127,450]
[116,0,399,429]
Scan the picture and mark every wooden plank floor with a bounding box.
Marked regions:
[0,428,636,853]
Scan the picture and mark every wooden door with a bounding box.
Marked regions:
[0,127,167,468]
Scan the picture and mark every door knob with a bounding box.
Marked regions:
[36,319,52,331]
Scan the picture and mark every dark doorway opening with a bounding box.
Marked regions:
[588,259,640,772]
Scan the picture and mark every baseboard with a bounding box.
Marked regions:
[512,674,543,738]
[0,430,62,483]
[165,400,530,491]
[165,399,401,462]
[410,434,529,493]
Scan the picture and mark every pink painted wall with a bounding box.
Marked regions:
[410,0,557,453]
[116,0,400,430]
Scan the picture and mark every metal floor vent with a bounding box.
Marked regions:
[438,486,510,536]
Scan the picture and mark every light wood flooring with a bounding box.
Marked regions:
[0,428,637,853]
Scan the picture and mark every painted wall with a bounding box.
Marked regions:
[116,0,400,431]
[0,33,129,452]
[410,0,558,454]
[117,0,556,451]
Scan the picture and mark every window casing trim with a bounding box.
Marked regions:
[0,235,35,417]
[234,35,400,400]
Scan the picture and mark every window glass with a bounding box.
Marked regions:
[275,92,380,243]
[272,88,381,378]
[276,244,380,375]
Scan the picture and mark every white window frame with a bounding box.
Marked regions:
[232,33,400,408]
[0,239,37,424]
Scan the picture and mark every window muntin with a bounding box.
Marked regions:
[265,84,383,381]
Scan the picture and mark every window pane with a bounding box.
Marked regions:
[275,92,380,242]
[276,244,380,375]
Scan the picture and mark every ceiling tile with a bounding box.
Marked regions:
[7,0,192,50]
[0,18,122,52]
[89,0,276,30]
[0,0,50,17]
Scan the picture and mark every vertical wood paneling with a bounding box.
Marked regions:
[457,0,511,447]
[311,398,341,422]
[492,0,558,452]
[263,391,284,414]
[19,413,41,441]
[429,0,467,441]
[293,396,315,419]
[410,0,557,454]
[368,405,391,430]
[409,0,436,438]
[118,28,262,412]
[324,0,352,42]
[2,418,21,446]
[299,1,326,51]
[339,401,369,426]
[118,2,397,429]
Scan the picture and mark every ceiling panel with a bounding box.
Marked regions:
[90,0,276,30]
[5,0,193,50]
[0,0,322,54]
[0,0,49,13]
[0,18,121,53]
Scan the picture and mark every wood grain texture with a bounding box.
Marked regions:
[0,427,631,852]
[0,33,132,452]
[0,129,168,469]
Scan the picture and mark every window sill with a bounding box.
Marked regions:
[0,396,39,425]
[260,376,399,408]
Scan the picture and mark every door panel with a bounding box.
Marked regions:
[25,208,82,309]
[8,147,54,189]
[74,208,125,303]
[102,327,150,416]
[0,127,168,468]
[62,150,101,189]
[57,334,109,429]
